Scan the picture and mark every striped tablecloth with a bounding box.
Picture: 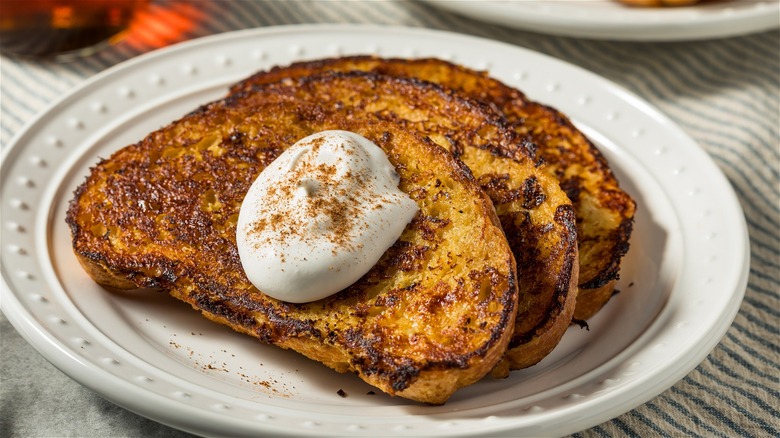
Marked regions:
[2,1,778,436]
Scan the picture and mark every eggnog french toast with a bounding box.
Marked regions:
[228,72,579,372]
[232,56,635,321]
[67,99,519,404]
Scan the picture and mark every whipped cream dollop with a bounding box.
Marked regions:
[236,130,419,303]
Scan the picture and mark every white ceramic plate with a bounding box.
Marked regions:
[423,0,779,41]
[1,25,749,437]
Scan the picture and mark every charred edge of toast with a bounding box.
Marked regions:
[509,203,578,348]
[66,178,179,290]
[183,263,518,394]
[521,99,636,290]
[579,218,634,290]
[183,266,518,393]
[573,280,616,322]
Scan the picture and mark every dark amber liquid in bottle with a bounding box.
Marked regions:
[0,0,146,58]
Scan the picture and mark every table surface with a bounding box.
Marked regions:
[2,1,778,437]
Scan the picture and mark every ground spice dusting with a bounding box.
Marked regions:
[246,135,377,253]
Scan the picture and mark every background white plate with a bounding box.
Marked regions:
[423,0,780,41]
[0,25,749,436]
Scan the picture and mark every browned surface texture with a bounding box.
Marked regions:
[67,98,518,404]
[232,56,635,321]
[228,72,578,370]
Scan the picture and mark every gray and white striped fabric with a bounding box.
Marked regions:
[2,1,777,436]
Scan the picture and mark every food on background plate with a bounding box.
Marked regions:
[232,56,636,321]
[67,100,519,405]
[617,0,700,6]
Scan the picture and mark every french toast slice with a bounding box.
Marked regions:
[230,72,578,371]
[67,99,518,404]
[232,56,636,320]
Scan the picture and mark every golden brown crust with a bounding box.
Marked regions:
[67,99,518,404]
[72,251,136,289]
[231,56,635,320]
[501,249,579,371]
[229,72,579,370]
[574,280,618,321]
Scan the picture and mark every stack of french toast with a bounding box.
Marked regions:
[67,56,635,404]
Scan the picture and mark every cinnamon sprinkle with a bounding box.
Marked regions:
[246,135,377,254]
